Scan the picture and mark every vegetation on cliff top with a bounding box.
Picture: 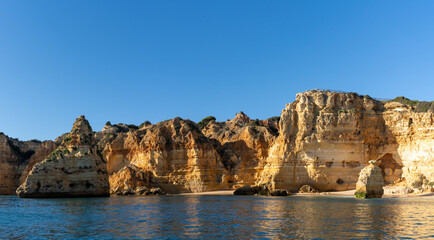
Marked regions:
[198,116,216,129]
[388,96,434,112]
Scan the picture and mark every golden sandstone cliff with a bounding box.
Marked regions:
[16,116,109,197]
[103,117,225,194]
[258,90,433,192]
[0,133,58,194]
[1,90,432,197]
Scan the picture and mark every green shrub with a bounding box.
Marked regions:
[198,116,216,129]
[247,119,262,127]
[139,121,152,129]
[63,136,71,144]
[267,116,280,122]
[389,96,434,112]
[415,101,434,113]
[355,192,366,198]
[390,96,419,106]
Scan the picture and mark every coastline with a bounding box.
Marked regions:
[176,188,434,198]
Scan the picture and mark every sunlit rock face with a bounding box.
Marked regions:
[382,103,434,188]
[103,117,226,193]
[355,160,384,198]
[1,90,432,196]
[109,165,154,195]
[258,90,389,192]
[257,90,433,192]
[16,116,109,198]
[202,112,278,189]
[0,133,57,195]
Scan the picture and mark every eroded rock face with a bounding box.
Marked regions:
[16,116,109,198]
[257,90,433,192]
[103,117,225,193]
[202,112,278,189]
[109,165,154,195]
[382,104,434,188]
[299,185,318,193]
[0,133,57,194]
[355,160,384,198]
[258,90,389,192]
[1,90,432,196]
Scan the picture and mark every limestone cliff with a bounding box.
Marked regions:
[382,102,434,187]
[258,90,388,191]
[202,112,278,188]
[258,90,433,192]
[0,133,57,194]
[16,116,109,197]
[1,90,433,196]
[103,117,225,193]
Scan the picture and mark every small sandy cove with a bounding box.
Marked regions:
[178,187,434,198]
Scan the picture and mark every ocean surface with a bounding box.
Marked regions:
[1,195,433,240]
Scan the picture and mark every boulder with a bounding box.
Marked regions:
[135,186,150,195]
[355,160,384,198]
[150,188,165,195]
[299,185,318,193]
[233,185,253,195]
[269,189,288,196]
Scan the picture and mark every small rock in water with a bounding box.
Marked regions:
[150,188,165,195]
[233,185,254,195]
[355,160,384,198]
[270,189,288,196]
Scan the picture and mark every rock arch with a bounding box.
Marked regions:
[377,153,402,184]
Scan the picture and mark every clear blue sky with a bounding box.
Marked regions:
[1,1,433,141]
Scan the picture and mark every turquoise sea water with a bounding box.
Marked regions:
[1,195,433,239]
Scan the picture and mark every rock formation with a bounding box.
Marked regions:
[16,116,109,197]
[109,165,153,195]
[103,117,225,193]
[257,90,433,193]
[258,90,389,191]
[202,112,278,188]
[0,90,432,196]
[299,185,318,193]
[355,160,384,198]
[381,102,434,188]
[0,133,57,194]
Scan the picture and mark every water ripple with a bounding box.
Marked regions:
[0,195,433,239]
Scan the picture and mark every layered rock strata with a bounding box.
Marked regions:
[202,112,278,188]
[0,90,432,196]
[0,133,57,194]
[258,90,433,192]
[103,117,225,193]
[258,91,389,191]
[16,116,109,197]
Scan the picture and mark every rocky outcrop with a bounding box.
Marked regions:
[258,90,389,192]
[202,112,278,189]
[233,185,271,195]
[103,117,225,193]
[0,133,57,195]
[299,185,318,193]
[1,90,432,196]
[269,189,288,196]
[355,160,384,198]
[382,102,434,188]
[16,116,109,198]
[109,165,154,195]
[257,90,433,192]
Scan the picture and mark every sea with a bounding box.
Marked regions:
[1,195,433,239]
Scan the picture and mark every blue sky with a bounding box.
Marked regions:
[1,1,433,140]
